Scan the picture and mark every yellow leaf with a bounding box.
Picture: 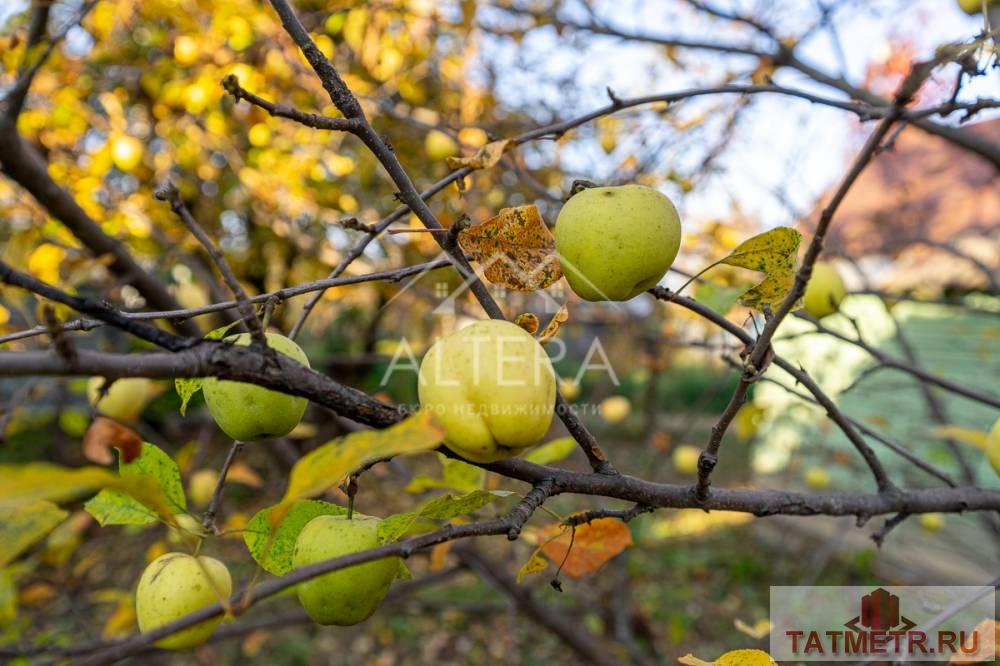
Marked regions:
[678,654,715,666]
[0,500,68,568]
[720,227,802,311]
[734,618,772,640]
[0,463,174,522]
[226,462,264,488]
[446,138,511,170]
[101,593,137,639]
[535,518,632,578]
[537,305,569,345]
[514,312,540,335]
[516,553,548,583]
[272,412,445,526]
[716,649,777,666]
[457,205,563,291]
[929,425,988,449]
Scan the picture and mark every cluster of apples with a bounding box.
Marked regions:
[97,184,856,649]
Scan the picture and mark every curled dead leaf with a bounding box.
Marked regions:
[83,417,143,465]
[457,205,563,291]
[446,139,510,170]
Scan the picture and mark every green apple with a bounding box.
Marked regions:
[202,332,309,441]
[672,444,701,475]
[919,513,945,533]
[424,130,458,161]
[87,377,157,422]
[802,262,846,319]
[418,320,556,463]
[136,552,231,649]
[555,184,682,301]
[188,469,219,507]
[292,514,399,626]
[986,417,1000,476]
[600,395,631,424]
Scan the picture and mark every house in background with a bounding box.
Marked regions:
[753,117,999,484]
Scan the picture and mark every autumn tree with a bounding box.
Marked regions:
[1,0,999,664]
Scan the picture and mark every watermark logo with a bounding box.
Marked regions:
[770,586,996,661]
[376,248,628,390]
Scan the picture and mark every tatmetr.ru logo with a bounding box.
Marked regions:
[770,586,996,661]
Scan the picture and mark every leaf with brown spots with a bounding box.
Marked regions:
[83,417,143,465]
[720,227,802,311]
[458,205,563,291]
[534,517,632,578]
[446,139,510,170]
[514,312,540,335]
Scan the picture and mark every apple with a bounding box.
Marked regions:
[716,649,777,666]
[202,332,309,442]
[672,444,701,476]
[802,262,846,319]
[957,0,998,15]
[87,377,157,422]
[424,130,458,161]
[804,466,831,490]
[136,552,231,649]
[555,185,681,301]
[166,513,208,547]
[558,377,581,401]
[919,513,945,533]
[292,514,399,626]
[188,469,219,507]
[986,417,1000,476]
[600,395,631,424]
[418,320,556,463]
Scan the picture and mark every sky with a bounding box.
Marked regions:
[478,0,1000,233]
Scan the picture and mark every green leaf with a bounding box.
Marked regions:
[272,411,445,526]
[175,322,241,414]
[720,227,802,311]
[524,437,576,466]
[0,500,69,568]
[244,499,348,576]
[84,489,157,526]
[175,379,202,417]
[379,490,513,543]
[83,443,186,526]
[694,282,746,316]
[396,560,412,580]
[405,453,485,494]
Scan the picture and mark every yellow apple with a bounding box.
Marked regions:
[292,514,399,626]
[716,649,777,666]
[166,513,208,547]
[985,417,1000,476]
[424,130,459,161]
[672,444,701,476]
[802,262,846,319]
[136,552,231,649]
[558,377,581,401]
[919,512,945,533]
[188,469,219,507]
[202,332,309,442]
[87,377,157,422]
[600,395,631,424]
[555,184,681,301]
[418,320,556,463]
[804,466,831,490]
[957,0,998,14]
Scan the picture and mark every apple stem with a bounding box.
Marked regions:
[345,474,358,520]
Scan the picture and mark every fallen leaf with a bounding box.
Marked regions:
[226,462,263,488]
[83,417,143,465]
[535,517,632,578]
[430,541,454,572]
[951,618,998,663]
[446,139,510,170]
[458,205,563,291]
[734,618,772,639]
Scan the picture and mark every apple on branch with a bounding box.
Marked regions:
[418,319,556,463]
